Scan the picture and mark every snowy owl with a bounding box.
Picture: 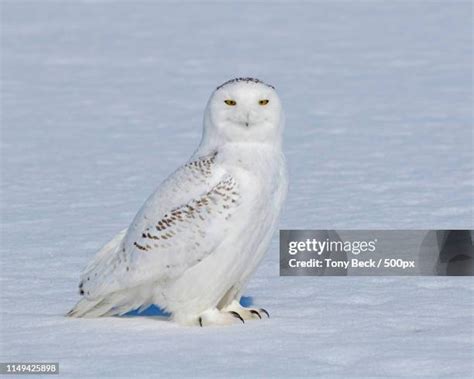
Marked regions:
[68,78,288,326]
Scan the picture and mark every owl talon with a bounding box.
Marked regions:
[193,308,247,326]
[229,311,245,323]
[260,308,270,318]
[222,300,270,321]
[250,309,261,319]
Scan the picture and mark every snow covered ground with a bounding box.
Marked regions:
[1,1,473,378]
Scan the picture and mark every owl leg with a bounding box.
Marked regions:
[196,308,246,327]
[221,300,270,321]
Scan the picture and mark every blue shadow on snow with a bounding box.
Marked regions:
[122,296,253,317]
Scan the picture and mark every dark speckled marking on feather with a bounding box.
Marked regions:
[184,151,218,179]
[134,241,149,251]
[216,77,275,90]
[138,174,239,251]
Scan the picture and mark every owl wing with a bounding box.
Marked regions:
[79,151,241,300]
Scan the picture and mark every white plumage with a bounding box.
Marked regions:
[68,78,288,326]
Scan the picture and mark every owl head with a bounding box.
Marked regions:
[202,78,284,147]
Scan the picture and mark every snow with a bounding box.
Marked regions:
[1,1,473,378]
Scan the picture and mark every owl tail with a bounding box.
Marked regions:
[66,290,145,318]
[66,297,110,318]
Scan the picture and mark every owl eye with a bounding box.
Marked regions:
[224,99,237,106]
[259,99,269,106]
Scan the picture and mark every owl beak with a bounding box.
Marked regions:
[245,113,250,127]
